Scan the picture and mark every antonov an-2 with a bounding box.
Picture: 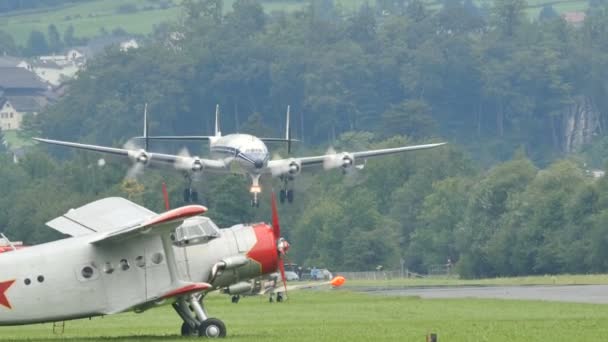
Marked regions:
[0,193,293,338]
[35,105,446,207]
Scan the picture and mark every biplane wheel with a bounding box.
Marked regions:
[191,190,199,203]
[183,189,191,203]
[276,293,284,302]
[198,318,226,338]
[181,322,197,337]
[279,190,286,203]
[231,295,240,304]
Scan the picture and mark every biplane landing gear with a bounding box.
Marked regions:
[231,295,240,304]
[250,174,261,208]
[174,294,227,338]
[183,188,199,203]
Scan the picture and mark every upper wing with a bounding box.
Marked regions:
[34,137,227,171]
[90,205,207,245]
[267,142,446,175]
[46,197,156,237]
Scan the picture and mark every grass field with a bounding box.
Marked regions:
[1,290,608,341]
[345,273,608,288]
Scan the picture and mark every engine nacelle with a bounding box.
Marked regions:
[191,157,204,172]
[224,281,253,295]
[128,149,150,165]
[340,153,354,170]
[287,159,301,176]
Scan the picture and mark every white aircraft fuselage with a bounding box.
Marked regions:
[209,133,270,176]
[0,221,278,326]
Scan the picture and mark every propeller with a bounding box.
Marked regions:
[122,139,149,180]
[323,147,354,172]
[174,147,204,173]
[270,154,301,177]
[270,191,290,296]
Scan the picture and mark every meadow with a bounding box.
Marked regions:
[0,0,591,46]
[2,289,608,341]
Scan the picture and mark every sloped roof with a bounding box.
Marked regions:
[0,56,24,67]
[0,67,47,89]
[5,95,46,112]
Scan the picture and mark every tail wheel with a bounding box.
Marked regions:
[198,318,227,338]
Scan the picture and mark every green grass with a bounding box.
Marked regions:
[2,290,608,341]
[345,273,608,288]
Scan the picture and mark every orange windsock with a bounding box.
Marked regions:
[330,276,346,288]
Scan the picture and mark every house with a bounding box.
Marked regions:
[30,59,80,86]
[0,67,51,131]
[562,12,586,27]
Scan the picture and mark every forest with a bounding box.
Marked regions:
[2,0,608,278]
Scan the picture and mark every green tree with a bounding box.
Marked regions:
[25,30,49,56]
[47,24,62,52]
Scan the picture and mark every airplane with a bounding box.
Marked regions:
[0,192,292,338]
[34,105,447,207]
[222,274,346,304]
[0,234,26,254]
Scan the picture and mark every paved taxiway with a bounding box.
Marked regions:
[362,285,608,304]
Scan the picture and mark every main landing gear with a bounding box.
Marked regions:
[182,173,201,204]
[279,176,295,204]
[174,294,227,338]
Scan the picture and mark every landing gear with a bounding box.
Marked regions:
[231,295,240,304]
[276,292,284,302]
[183,188,199,203]
[174,294,227,338]
[279,176,295,204]
[250,174,262,208]
[199,318,226,338]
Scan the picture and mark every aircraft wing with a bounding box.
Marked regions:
[266,142,446,175]
[46,197,157,237]
[34,138,227,171]
[90,205,207,245]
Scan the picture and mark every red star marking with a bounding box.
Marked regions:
[0,280,15,309]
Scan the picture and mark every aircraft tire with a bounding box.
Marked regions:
[183,189,191,203]
[181,322,197,337]
[198,318,227,338]
[287,189,294,203]
[192,190,199,203]
[279,190,286,203]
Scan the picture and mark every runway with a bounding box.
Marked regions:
[361,285,608,304]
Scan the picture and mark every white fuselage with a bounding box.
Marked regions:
[0,224,272,326]
[209,134,270,175]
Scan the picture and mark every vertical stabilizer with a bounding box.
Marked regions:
[214,104,222,137]
[286,105,292,154]
[143,103,149,151]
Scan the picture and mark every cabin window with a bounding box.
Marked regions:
[151,252,164,265]
[81,266,94,279]
[24,278,31,285]
[135,256,145,268]
[103,262,114,274]
[120,259,130,271]
[37,275,44,283]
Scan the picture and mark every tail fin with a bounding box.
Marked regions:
[214,104,221,137]
[143,103,149,150]
[286,105,292,154]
